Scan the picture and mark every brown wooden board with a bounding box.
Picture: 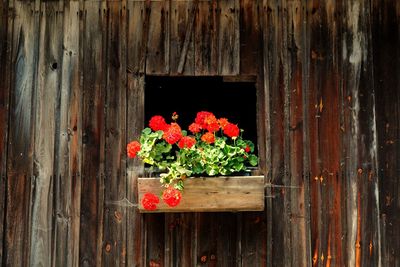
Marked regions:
[0,0,9,263]
[127,0,145,75]
[53,1,81,266]
[138,176,264,212]
[170,0,195,75]
[126,75,145,267]
[103,1,128,265]
[29,3,63,266]
[373,1,400,265]
[79,2,106,266]
[4,2,39,266]
[194,0,217,75]
[308,2,345,266]
[263,2,288,266]
[218,0,240,75]
[146,0,168,74]
[287,2,308,266]
[239,0,261,75]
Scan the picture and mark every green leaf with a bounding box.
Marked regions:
[248,155,258,166]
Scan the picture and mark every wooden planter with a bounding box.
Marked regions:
[138,175,265,212]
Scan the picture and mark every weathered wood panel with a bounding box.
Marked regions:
[138,176,264,212]
[218,0,240,75]
[5,2,39,266]
[170,0,195,75]
[0,0,10,263]
[239,0,261,75]
[146,0,168,74]
[373,1,400,266]
[53,1,81,266]
[0,0,399,266]
[79,2,106,266]
[194,0,217,75]
[103,1,128,265]
[287,1,308,266]
[29,3,63,266]
[308,2,343,266]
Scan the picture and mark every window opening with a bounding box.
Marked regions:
[145,76,258,155]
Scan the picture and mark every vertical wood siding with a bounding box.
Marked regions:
[0,0,399,266]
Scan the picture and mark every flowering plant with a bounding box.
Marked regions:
[127,111,258,210]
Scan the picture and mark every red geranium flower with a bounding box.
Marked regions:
[201,132,215,144]
[206,122,220,133]
[127,141,141,158]
[162,187,182,207]
[149,115,169,131]
[223,123,240,138]
[141,193,160,211]
[245,144,251,153]
[218,118,229,129]
[195,111,214,128]
[178,136,196,149]
[163,123,183,144]
[189,122,202,134]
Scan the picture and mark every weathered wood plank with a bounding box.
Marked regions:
[261,1,286,266]
[103,1,127,266]
[239,0,261,75]
[300,1,312,266]
[53,2,81,266]
[349,2,381,266]
[218,0,240,75]
[194,0,217,75]
[126,75,145,267]
[372,1,400,266]
[308,2,345,266]
[170,0,196,75]
[5,2,39,266]
[126,1,147,266]
[339,1,380,266]
[127,0,145,74]
[146,0,168,74]
[79,2,106,266]
[261,1,274,266]
[145,214,165,267]
[29,3,63,266]
[287,2,308,266]
[239,3,272,266]
[0,0,10,263]
[138,176,264,212]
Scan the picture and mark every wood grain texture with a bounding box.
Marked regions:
[146,0,168,74]
[79,2,106,266]
[218,0,240,75]
[373,1,400,265]
[103,1,127,266]
[5,2,39,266]
[29,3,63,266]
[138,176,264,212]
[372,1,399,266]
[170,0,196,75]
[308,2,345,266]
[0,1,399,266]
[239,0,261,75]
[53,2,81,266]
[0,0,10,263]
[194,0,217,75]
[287,2,308,266]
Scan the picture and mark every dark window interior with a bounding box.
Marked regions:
[145,76,258,153]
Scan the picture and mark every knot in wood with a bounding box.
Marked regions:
[105,243,112,253]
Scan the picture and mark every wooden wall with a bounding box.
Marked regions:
[0,0,399,266]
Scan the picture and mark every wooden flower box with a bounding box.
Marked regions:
[138,175,265,212]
